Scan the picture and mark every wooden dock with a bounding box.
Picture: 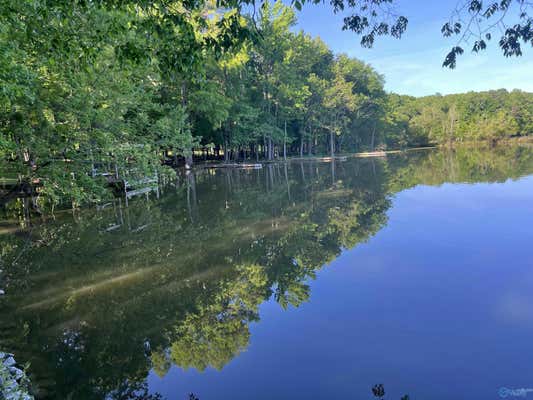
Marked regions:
[201,163,263,169]
[289,156,348,162]
[353,151,390,158]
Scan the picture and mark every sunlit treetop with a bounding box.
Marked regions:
[9,0,529,69]
[127,0,529,68]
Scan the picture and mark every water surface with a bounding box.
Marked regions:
[1,145,532,399]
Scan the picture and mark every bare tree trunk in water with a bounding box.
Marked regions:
[300,132,304,157]
[224,139,229,163]
[185,154,193,170]
[330,131,335,158]
[284,163,291,201]
[265,164,269,192]
[300,162,306,183]
[370,122,376,151]
[268,137,273,160]
[186,171,198,222]
[225,169,232,195]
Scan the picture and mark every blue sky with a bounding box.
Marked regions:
[292,0,533,96]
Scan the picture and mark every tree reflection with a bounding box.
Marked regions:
[0,145,531,399]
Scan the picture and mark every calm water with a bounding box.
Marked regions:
[1,146,533,400]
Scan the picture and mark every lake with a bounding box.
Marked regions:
[1,145,533,400]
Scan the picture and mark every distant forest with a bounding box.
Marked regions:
[385,90,532,148]
[1,0,532,206]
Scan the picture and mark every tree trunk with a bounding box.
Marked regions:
[268,164,274,190]
[330,131,335,158]
[185,154,193,170]
[370,122,376,151]
[224,140,229,163]
[284,163,291,201]
[283,120,287,161]
[186,171,198,222]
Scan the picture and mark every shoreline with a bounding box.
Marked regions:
[0,352,33,400]
[194,137,533,169]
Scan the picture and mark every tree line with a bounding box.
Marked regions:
[385,89,533,148]
[0,0,532,207]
